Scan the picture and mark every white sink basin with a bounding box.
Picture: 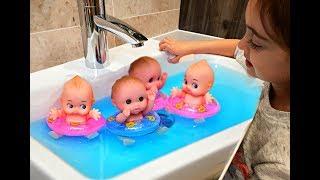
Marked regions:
[30,30,262,180]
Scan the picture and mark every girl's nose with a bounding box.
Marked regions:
[238,37,249,60]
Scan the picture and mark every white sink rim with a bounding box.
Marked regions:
[30,30,262,179]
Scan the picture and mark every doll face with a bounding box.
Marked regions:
[60,86,93,116]
[130,63,162,90]
[113,81,148,115]
[182,67,213,96]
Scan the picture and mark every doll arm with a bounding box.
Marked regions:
[116,108,130,123]
[171,87,185,98]
[205,92,214,104]
[87,108,101,120]
[48,108,64,123]
[158,72,168,89]
[143,86,157,115]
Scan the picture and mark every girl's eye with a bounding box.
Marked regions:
[184,79,187,85]
[126,99,132,104]
[67,103,73,108]
[149,78,153,83]
[192,83,198,89]
[138,96,144,102]
[157,76,160,80]
[247,39,262,50]
[80,104,86,109]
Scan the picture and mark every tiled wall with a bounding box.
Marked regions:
[30,0,180,72]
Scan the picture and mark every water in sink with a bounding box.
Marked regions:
[30,62,262,179]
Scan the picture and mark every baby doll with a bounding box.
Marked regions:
[128,56,167,96]
[111,75,157,123]
[48,75,101,126]
[171,60,215,108]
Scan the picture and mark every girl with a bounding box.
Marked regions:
[159,0,290,179]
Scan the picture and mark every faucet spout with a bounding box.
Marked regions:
[94,15,148,47]
[77,0,148,69]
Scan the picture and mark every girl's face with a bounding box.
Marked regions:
[238,0,290,85]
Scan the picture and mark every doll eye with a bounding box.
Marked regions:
[138,96,144,102]
[184,79,187,85]
[157,76,160,80]
[192,83,198,89]
[67,103,74,108]
[149,78,153,83]
[126,99,132,104]
[80,104,86,109]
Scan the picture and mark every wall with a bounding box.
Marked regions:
[30,0,180,72]
[179,0,247,39]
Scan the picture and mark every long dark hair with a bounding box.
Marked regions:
[256,0,290,52]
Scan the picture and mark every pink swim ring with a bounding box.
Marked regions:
[152,92,168,111]
[166,96,220,119]
[46,116,106,137]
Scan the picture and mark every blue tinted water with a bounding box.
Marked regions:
[30,63,262,179]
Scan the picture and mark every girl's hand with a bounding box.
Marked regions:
[88,108,101,120]
[159,38,193,63]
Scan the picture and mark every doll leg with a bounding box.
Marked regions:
[118,136,135,146]
[86,132,99,139]
[156,126,169,135]
[193,118,205,124]
[48,131,62,139]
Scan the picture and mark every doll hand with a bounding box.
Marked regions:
[161,72,168,84]
[48,108,60,123]
[123,108,131,117]
[205,93,213,104]
[116,113,127,123]
[171,87,181,97]
[147,86,158,101]
[158,72,167,89]
[89,108,101,120]
[116,108,131,123]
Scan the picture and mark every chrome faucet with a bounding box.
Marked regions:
[77,0,148,69]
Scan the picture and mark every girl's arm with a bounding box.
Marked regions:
[159,38,240,63]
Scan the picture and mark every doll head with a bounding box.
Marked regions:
[128,56,163,90]
[183,60,214,96]
[60,75,95,116]
[111,76,148,115]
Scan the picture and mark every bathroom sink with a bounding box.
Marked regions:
[30,30,263,180]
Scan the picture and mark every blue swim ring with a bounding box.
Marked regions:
[106,111,161,137]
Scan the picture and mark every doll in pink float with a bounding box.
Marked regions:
[128,56,168,110]
[47,75,105,139]
[167,60,220,119]
[107,76,160,137]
